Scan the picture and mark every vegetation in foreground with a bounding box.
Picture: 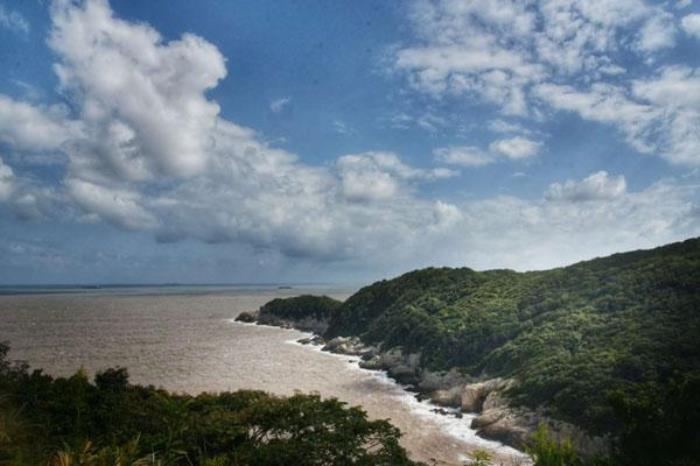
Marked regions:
[0,343,415,466]
[0,350,698,465]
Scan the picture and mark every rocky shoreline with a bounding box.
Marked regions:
[235,311,609,457]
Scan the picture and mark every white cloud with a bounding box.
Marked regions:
[49,0,227,179]
[534,67,700,166]
[634,11,676,53]
[435,136,541,167]
[67,178,157,230]
[453,177,698,271]
[631,66,700,165]
[0,5,29,34]
[545,171,627,202]
[489,137,541,160]
[391,0,671,102]
[391,0,690,164]
[434,146,494,167]
[0,95,78,151]
[337,151,455,202]
[632,66,700,108]
[681,13,700,38]
[270,97,291,114]
[0,0,463,262]
[0,157,14,201]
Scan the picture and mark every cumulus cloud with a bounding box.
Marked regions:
[681,13,700,38]
[0,95,78,151]
[489,137,541,160]
[0,0,470,261]
[49,0,226,179]
[546,171,627,202]
[434,137,541,167]
[67,179,157,230]
[338,151,455,201]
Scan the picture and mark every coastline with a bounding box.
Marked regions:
[234,310,610,459]
[229,317,529,464]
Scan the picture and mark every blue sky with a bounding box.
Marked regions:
[1,0,699,284]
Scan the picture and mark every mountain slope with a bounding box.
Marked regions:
[321,238,700,434]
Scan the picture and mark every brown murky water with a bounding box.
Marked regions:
[0,289,526,465]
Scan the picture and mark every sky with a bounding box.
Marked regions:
[0,0,699,284]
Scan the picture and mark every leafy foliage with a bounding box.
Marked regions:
[0,342,416,466]
[526,425,584,466]
[464,449,492,466]
[525,425,613,466]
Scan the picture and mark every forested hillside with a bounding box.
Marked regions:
[325,238,700,434]
[254,238,700,444]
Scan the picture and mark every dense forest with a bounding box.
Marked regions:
[259,238,700,465]
[0,342,415,466]
[323,238,700,432]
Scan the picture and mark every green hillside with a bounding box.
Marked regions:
[317,238,700,434]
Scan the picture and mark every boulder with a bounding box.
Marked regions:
[309,335,325,346]
[471,408,506,429]
[460,378,511,412]
[430,385,463,408]
[477,414,531,447]
[461,384,486,412]
[417,368,469,392]
[323,336,367,355]
[322,337,351,352]
[388,364,419,384]
[359,356,382,370]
